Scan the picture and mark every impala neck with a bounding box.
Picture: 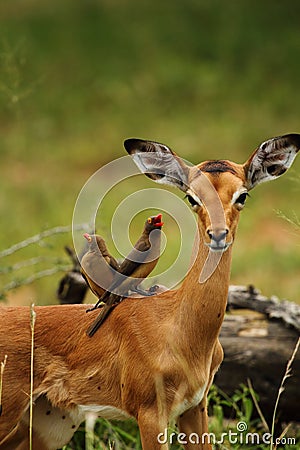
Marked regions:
[176,224,233,344]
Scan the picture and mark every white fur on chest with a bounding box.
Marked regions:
[76,404,131,421]
[22,396,83,450]
[170,383,207,421]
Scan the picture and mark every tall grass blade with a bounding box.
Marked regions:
[29,303,36,450]
[0,354,8,416]
[247,378,269,432]
[270,337,300,450]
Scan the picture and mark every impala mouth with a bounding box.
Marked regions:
[205,241,232,252]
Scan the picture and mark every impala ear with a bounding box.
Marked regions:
[124,138,190,192]
[244,133,300,190]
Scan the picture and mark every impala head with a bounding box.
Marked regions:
[124,134,300,252]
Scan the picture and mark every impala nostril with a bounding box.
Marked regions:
[207,228,229,242]
[207,229,213,239]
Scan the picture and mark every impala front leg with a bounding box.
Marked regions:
[178,400,212,450]
[138,407,169,450]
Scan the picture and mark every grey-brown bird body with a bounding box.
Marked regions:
[80,234,120,299]
[86,213,164,336]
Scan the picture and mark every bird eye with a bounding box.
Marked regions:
[147,218,152,223]
[235,192,248,207]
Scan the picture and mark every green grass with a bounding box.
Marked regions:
[61,383,299,449]
[0,0,299,304]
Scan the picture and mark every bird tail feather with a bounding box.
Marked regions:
[86,294,123,336]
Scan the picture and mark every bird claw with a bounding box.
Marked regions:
[148,284,159,294]
[130,287,155,297]
[86,302,104,313]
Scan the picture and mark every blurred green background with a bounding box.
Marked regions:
[0,0,299,306]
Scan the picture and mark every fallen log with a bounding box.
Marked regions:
[215,285,300,425]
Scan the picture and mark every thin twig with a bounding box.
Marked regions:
[0,224,89,259]
[274,422,292,450]
[276,209,300,229]
[247,378,269,432]
[29,303,36,450]
[0,256,66,274]
[1,265,71,295]
[0,354,8,416]
[270,337,300,450]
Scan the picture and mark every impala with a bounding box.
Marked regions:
[0,134,299,450]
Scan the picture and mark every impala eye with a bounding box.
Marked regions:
[187,195,197,206]
[235,192,249,207]
[186,194,202,210]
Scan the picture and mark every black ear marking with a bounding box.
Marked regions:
[124,138,174,156]
[124,138,139,154]
[266,165,287,176]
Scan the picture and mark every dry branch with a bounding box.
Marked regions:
[0,224,89,259]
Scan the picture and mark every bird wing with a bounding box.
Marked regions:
[118,239,150,276]
[81,250,118,299]
[93,239,150,304]
[108,255,120,271]
[97,238,120,271]
[86,297,119,336]
[80,269,100,298]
